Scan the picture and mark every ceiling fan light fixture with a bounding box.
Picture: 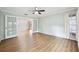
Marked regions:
[36,7,38,10]
[34,11,38,14]
[32,7,45,15]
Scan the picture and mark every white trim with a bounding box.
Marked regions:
[37,31,77,41]
[76,10,78,41]
[0,38,4,42]
[64,13,70,39]
[4,35,17,39]
[76,8,79,48]
[38,31,67,38]
[33,31,38,33]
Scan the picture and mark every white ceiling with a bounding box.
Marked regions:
[0,7,77,18]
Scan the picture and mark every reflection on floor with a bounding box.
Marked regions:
[0,32,78,52]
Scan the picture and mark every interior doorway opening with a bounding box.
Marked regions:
[68,14,77,40]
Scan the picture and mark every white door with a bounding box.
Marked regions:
[5,15,16,38]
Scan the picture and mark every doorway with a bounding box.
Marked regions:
[5,15,16,39]
[68,13,77,40]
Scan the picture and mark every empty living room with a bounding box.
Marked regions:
[0,7,79,52]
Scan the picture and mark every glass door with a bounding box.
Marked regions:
[69,14,77,40]
[5,15,16,38]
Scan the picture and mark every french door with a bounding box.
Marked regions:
[5,15,16,38]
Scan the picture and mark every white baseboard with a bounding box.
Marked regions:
[33,31,38,33]
[0,38,5,42]
[38,31,66,38]
[0,40,2,42]
[0,35,17,43]
[37,31,77,41]
[5,35,17,39]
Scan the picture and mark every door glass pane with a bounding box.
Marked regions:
[6,16,16,38]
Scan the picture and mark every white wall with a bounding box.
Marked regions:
[0,13,5,40]
[77,8,79,49]
[38,13,66,38]
[33,19,38,33]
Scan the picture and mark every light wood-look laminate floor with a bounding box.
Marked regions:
[0,32,78,52]
[32,33,78,52]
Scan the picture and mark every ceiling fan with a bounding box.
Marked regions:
[32,7,45,15]
[24,7,45,15]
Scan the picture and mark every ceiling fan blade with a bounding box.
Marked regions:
[32,12,34,14]
[38,10,45,12]
[38,12,41,14]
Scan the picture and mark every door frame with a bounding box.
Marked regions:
[64,10,78,41]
